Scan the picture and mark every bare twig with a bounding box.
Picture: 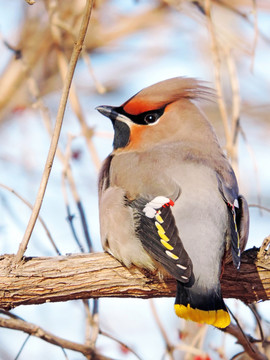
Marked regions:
[0,316,108,360]
[248,304,265,345]
[150,299,174,359]
[224,323,268,360]
[14,334,31,360]
[250,0,259,72]
[239,125,262,210]
[48,1,101,172]
[183,324,209,360]
[99,329,143,360]
[204,0,232,151]
[175,342,208,358]
[61,135,86,252]
[15,0,94,262]
[62,176,86,253]
[0,183,60,255]
[249,204,270,213]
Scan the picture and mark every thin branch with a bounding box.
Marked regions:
[149,299,174,359]
[15,0,94,262]
[248,304,265,345]
[239,125,262,210]
[183,324,209,360]
[14,334,31,360]
[61,136,86,252]
[0,183,60,255]
[228,307,256,356]
[0,316,109,360]
[204,0,232,150]
[62,179,86,253]
[249,204,270,214]
[48,1,101,172]
[99,329,143,360]
[250,0,259,72]
[224,324,268,360]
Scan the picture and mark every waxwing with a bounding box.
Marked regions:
[96,77,249,328]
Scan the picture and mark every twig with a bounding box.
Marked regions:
[250,0,259,72]
[60,134,97,343]
[248,304,265,346]
[62,178,86,253]
[99,329,143,360]
[81,50,107,94]
[0,183,60,255]
[183,324,208,360]
[225,46,240,148]
[204,0,232,152]
[224,323,268,360]
[249,204,270,213]
[61,135,93,253]
[48,1,101,172]
[175,342,208,358]
[149,299,174,359]
[15,0,94,262]
[50,5,106,95]
[91,300,99,344]
[14,334,31,360]
[230,351,245,360]
[83,299,92,347]
[61,136,86,252]
[0,316,108,359]
[228,307,256,356]
[76,201,93,252]
[239,125,262,211]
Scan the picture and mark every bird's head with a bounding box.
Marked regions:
[96,77,214,153]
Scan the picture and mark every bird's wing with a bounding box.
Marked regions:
[216,174,249,269]
[129,196,193,284]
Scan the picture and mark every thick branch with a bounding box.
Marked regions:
[0,238,270,310]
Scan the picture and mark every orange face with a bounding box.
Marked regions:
[123,98,158,115]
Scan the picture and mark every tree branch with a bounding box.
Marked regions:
[0,237,270,310]
[0,315,110,360]
[224,324,268,360]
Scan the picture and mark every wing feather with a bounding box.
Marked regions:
[129,196,193,283]
[216,174,249,268]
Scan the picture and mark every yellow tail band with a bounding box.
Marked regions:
[174,303,231,328]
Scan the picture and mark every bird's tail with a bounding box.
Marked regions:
[174,281,230,328]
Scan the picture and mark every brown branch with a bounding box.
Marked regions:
[15,0,94,262]
[0,237,270,311]
[0,315,110,360]
[224,324,268,360]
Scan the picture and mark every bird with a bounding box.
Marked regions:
[96,77,249,328]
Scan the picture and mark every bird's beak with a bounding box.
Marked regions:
[96,105,119,122]
[96,105,131,150]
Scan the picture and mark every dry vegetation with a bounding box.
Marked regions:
[0,0,270,359]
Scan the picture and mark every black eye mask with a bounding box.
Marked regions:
[115,106,165,125]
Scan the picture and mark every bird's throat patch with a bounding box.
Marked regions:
[113,120,130,149]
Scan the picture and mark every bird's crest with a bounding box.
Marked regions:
[122,77,215,115]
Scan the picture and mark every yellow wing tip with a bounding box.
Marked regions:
[174,304,230,328]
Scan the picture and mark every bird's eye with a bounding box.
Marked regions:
[144,113,159,124]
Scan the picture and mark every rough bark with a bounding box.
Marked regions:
[0,237,269,310]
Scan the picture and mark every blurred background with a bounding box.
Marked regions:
[0,0,270,359]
